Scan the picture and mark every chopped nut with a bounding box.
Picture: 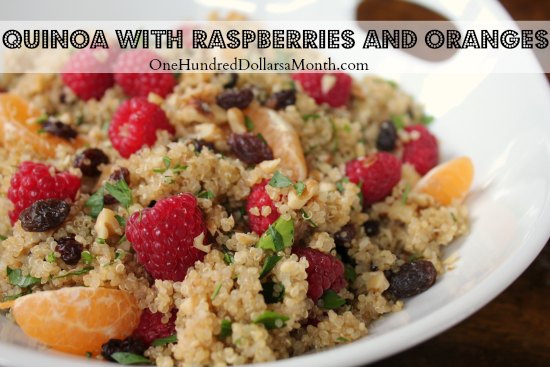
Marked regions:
[193,232,211,253]
[194,123,224,142]
[94,208,123,239]
[365,271,390,293]
[147,92,164,105]
[235,232,258,246]
[288,179,319,210]
[227,107,247,134]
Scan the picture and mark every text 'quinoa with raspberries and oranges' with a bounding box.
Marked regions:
[0,48,473,367]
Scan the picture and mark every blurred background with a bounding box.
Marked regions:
[370,3,549,367]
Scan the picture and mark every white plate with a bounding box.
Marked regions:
[1,1,550,366]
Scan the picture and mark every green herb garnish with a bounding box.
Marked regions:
[85,188,105,218]
[76,115,85,126]
[259,255,282,279]
[2,293,24,302]
[105,180,133,209]
[302,113,320,121]
[336,337,350,343]
[421,114,434,125]
[319,290,346,309]
[7,267,40,288]
[35,114,48,125]
[115,214,126,228]
[293,181,305,196]
[451,212,457,223]
[151,334,177,347]
[262,281,285,304]
[344,264,357,283]
[244,116,254,131]
[253,311,289,330]
[96,238,106,244]
[81,251,93,265]
[257,217,294,251]
[46,252,56,263]
[211,282,222,300]
[52,266,94,280]
[300,209,317,228]
[391,115,406,130]
[115,250,125,261]
[336,177,349,193]
[0,234,7,241]
[222,246,234,265]
[220,319,232,338]
[197,191,215,199]
[110,352,152,365]
[401,183,410,205]
[269,171,293,188]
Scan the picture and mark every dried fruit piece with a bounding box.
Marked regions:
[265,89,296,110]
[376,120,397,151]
[415,157,474,205]
[101,337,147,361]
[11,287,140,355]
[247,107,307,181]
[19,199,71,232]
[363,220,380,236]
[55,235,84,265]
[228,133,273,165]
[74,148,110,177]
[216,88,254,109]
[387,260,437,298]
[41,118,78,140]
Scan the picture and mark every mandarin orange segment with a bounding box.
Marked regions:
[11,287,141,356]
[0,93,84,158]
[247,107,307,181]
[414,156,474,205]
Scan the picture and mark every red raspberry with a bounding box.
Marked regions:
[109,97,175,158]
[402,124,438,175]
[61,48,116,101]
[133,309,176,345]
[292,72,352,108]
[7,162,80,225]
[114,50,176,98]
[126,193,206,281]
[293,247,346,301]
[345,152,402,206]
[246,179,280,235]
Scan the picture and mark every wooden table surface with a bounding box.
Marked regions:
[372,1,550,366]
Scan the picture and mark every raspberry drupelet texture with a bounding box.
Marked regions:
[7,161,80,225]
[293,247,347,301]
[246,179,280,235]
[292,72,352,108]
[61,48,116,101]
[132,309,176,345]
[108,97,175,158]
[402,124,439,175]
[114,50,176,98]
[126,193,206,281]
[345,152,402,206]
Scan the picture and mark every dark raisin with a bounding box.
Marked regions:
[216,88,254,109]
[364,220,380,237]
[42,118,78,140]
[104,168,131,205]
[101,336,147,361]
[191,139,215,153]
[19,199,70,232]
[73,148,110,177]
[148,200,157,208]
[370,264,379,271]
[55,234,83,265]
[228,133,273,165]
[101,338,123,361]
[120,336,147,355]
[387,260,437,299]
[334,224,356,247]
[376,121,397,151]
[222,73,238,89]
[265,89,296,110]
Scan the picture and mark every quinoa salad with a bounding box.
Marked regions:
[0,48,473,367]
